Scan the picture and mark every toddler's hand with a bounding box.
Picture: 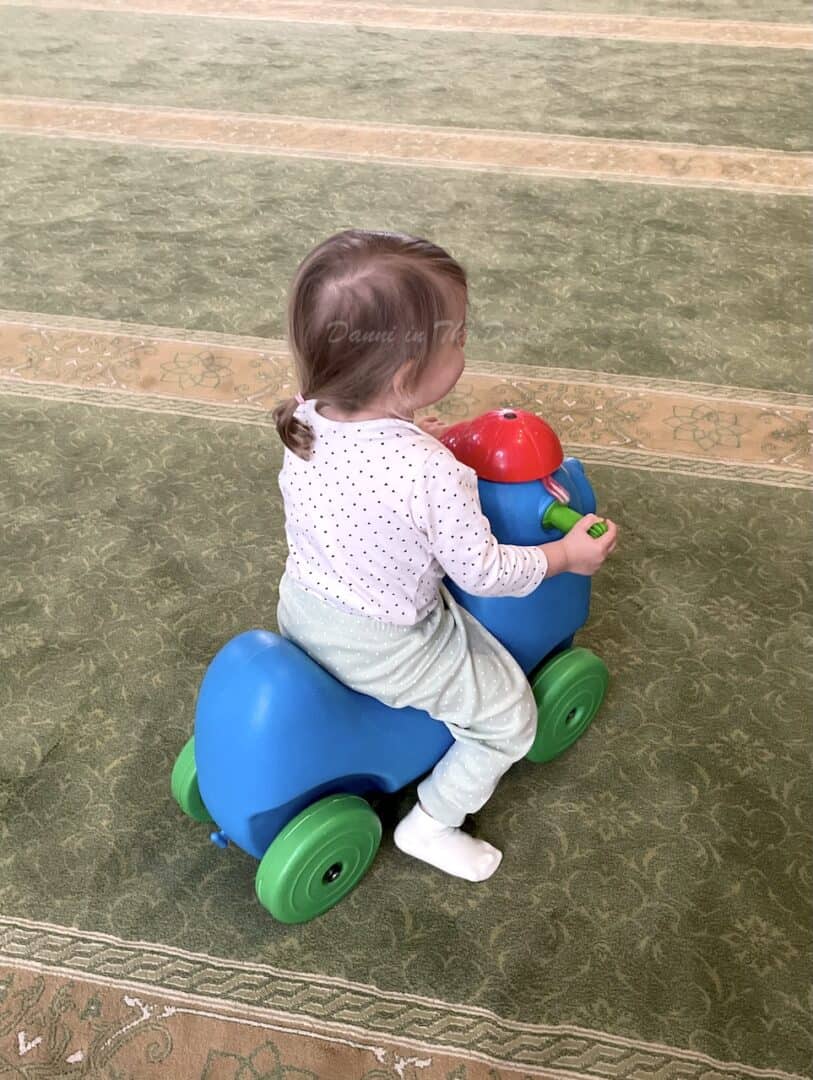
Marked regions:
[559,514,618,576]
[417,415,450,440]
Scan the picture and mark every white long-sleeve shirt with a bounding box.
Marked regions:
[278,399,549,625]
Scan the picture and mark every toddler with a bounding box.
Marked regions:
[274,229,617,882]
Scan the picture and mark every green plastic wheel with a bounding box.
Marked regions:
[255,795,381,924]
[170,737,213,823]
[527,647,609,764]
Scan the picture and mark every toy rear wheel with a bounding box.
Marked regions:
[527,647,608,763]
[255,794,381,924]
[170,737,213,823]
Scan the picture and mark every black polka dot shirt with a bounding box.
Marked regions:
[277,400,549,625]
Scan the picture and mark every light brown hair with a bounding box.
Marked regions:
[273,229,467,459]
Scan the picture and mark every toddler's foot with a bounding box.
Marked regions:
[393,803,502,882]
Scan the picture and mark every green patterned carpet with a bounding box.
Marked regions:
[0,0,811,1073]
[2,9,811,150]
[1,389,810,1072]
[0,136,809,391]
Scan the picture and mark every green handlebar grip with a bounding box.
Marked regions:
[542,502,608,538]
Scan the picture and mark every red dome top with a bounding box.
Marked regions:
[440,408,563,483]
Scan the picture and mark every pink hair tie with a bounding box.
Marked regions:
[295,393,305,405]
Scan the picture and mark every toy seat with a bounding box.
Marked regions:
[193,630,453,859]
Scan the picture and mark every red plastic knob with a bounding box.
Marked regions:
[440,408,564,482]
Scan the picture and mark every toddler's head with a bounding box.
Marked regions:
[274,229,468,458]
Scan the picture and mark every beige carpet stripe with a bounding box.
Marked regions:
[4,310,810,408]
[2,99,811,195]
[2,375,810,491]
[5,0,812,48]
[2,313,809,474]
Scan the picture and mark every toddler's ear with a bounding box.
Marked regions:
[393,356,418,395]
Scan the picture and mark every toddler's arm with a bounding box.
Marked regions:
[544,515,618,577]
[413,447,547,597]
[414,447,617,597]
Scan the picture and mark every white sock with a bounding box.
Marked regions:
[393,803,503,882]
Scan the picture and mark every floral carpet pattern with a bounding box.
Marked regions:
[0,0,810,1077]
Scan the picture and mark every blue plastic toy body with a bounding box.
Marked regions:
[193,457,597,860]
[447,457,596,673]
[195,631,454,859]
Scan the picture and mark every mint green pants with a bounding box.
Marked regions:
[276,572,537,827]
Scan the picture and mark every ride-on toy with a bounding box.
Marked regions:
[171,409,610,923]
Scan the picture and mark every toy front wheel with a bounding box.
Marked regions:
[527,647,609,763]
[255,794,381,924]
[170,737,213,822]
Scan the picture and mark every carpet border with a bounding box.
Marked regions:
[1,375,810,489]
[0,918,808,1080]
[2,309,810,408]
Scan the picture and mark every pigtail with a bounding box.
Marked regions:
[272,396,315,460]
